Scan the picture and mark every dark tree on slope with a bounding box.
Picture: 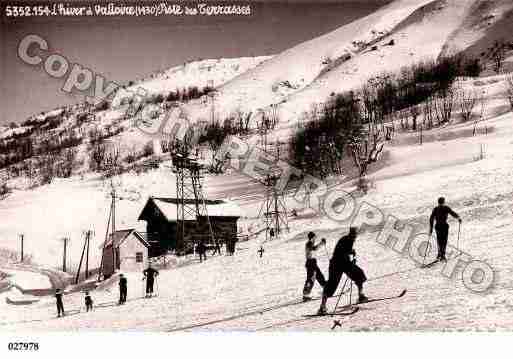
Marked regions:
[488,40,508,74]
[39,155,55,185]
[59,148,77,178]
[507,75,513,110]
[289,92,363,178]
[0,182,9,199]
[198,120,228,174]
[89,143,107,171]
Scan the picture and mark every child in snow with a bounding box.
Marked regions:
[55,289,65,317]
[85,291,93,311]
[118,274,127,304]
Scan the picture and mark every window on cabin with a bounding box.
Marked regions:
[136,252,143,263]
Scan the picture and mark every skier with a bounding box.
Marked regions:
[84,291,93,312]
[429,197,462,261]
[197,240,207,262]
[212,239,222,256]
[303,231,326,301]
[318,227,367,315]
[118,273,127,304]
[143,264,159,298]
[55,289,65,317]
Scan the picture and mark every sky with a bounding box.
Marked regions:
[0,1,391,125]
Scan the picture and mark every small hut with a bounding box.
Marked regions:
[100,229,149,278]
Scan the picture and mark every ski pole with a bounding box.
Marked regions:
[333,275,350,313]
[348,257,356,306]
[348,278,353,307]
[457,221,461,252]
[422,234,432,266]
[323,243,329,261]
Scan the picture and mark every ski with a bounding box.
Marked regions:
[421,259,442,268]
[336,289,407,310]
[303,306,360,318]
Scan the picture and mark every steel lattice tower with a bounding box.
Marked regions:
[173,153,216,253]
[258,172,289,241]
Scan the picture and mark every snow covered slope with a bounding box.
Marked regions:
[123,56,273,96]
[180,0,513,127]
[1,71,513,330]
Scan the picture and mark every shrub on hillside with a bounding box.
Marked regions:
[142,141,155,157]
[507,75,513,110]
[0,182,9,198]
[289,92,363,178]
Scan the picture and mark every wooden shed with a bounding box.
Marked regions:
[100,229,150,278]
[138,197,242,255]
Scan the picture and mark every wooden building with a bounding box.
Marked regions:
[101,229,150,278]
[138,197,242,255]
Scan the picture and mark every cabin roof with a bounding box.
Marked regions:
[138,197,243,222]
[100,229,150,249]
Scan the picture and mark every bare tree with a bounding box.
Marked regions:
[0,181,9,199]
[39,155,55,184]
[434,89,456,125]
[459,89,478,123]
[506,75,513,110]
[488,40,507,74]
[349,130,385,178]
[89,142,107,171]
[422,96,435,129]
[409,105,420,131]
[59,148,77,178]
[105,145,121,174]
[473,92,487,136]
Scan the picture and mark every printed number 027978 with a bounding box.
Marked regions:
[8,342,39,351]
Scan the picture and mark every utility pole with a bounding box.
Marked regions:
[85,230,91,278]
[209,89,216,123]
[111,184,117,271]
[19,234,24,263]
[62,237,69,272]
[75,230,92,284]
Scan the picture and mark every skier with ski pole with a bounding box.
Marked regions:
[429,197,462,262]
[318,227,367,315]
[302,231,327,302]
[143,263,159,298]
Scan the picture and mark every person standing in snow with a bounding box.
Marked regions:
[118,274,127,304]
[303,231,327,301]
[318,227,367,315]
[85,291,93,312]
[197,240,207,262]
[143,264,159,298]
[429,197,462,261]
[55,289,65,317]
